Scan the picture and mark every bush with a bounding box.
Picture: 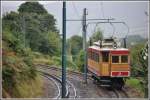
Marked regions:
[76,50,84,72]
[52,56,61,66]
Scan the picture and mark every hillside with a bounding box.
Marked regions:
[2,2,61,98]
[120,35,147,48]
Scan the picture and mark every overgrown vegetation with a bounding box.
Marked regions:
[126,78,144,97]
[127,39,148,98]
[2,2,61,97]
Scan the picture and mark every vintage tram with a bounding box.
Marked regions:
[88,38,130,89]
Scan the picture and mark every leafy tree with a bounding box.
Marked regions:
[130,43,145,76]
[2,30,36,97]
[2,1,61,97]
[129,42,148,97]
[67,35,83,61]
[2,2,60,55]
[76,50,84,72]
[90,28,103,43]
[138,43,148,98]
[39,31,61,56]
[38,14,58,32]
[18,2,47,14]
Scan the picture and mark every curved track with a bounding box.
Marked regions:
[37,69,77,98]
[36,64,129,98]
[39,73,61,98]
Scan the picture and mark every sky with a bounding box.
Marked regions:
[1,1,149,39]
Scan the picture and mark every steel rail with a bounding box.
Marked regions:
[39,73,61,99]
[37,70,69,98]
[36,64,91,77]
[67,80,77,98]
[37,66,78,98]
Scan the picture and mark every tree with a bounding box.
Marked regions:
[130,43,145,76]
[39,31,61,56]
[138,43,148,98]
[3,2,60,55]
[2,1,61,97]
[90,28,103,43]
[67,35,83,61]
[76,50,84,72]
[18,2,47,14]
[129,42,148,98]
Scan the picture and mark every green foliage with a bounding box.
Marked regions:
[52,56,62,66]
[130,43,145,76]
[2,2,62,97]
[90,28,103,43]
[138,44,148,98]
[129,42,148,98]
[2,2,60,55]
[2,11,20,33]
[2,29,39,97]
[18,2,47,14]
[2,2,60,97]
[126,78,144,97]
[67,35,83,61]
[2,52,37,97]
[2,30,24,54]
[76,50,84,72]
[39,31,61,56]
[66,58,77,70]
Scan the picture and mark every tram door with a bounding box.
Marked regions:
[101,51,110,76]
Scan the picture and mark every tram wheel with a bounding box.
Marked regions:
[112,78,124,90]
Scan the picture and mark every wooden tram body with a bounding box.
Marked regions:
[87,39,130,89]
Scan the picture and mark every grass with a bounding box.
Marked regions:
[33,58,55,65]
[126,77,144,96]
[14,74,43,98]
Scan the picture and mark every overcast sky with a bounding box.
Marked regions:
[1,1,149,39]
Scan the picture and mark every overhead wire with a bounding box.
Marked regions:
[90,2,106,43]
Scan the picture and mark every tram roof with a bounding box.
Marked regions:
[88,45,129,51]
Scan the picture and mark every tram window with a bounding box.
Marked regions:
[93,52,96,61]
[121,55,128,63]
[95,53,99,62]
[91,52,99,62]
[90,52,92,59]
[94,52,97,61]
[92,52,94,60]
[112,56,119,63]
[88,51,92,59]
[102,52,109,62]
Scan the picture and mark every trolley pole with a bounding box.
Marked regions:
[62,1,67,98]
[123,38,126,48]
[82,8,87,84]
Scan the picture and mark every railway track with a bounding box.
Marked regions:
[36,64,92,79]
[39,72,61,98]
[36,64,129,98]
[37,69,77,98]
[115,88,129,98]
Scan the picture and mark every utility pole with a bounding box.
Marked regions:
[62,1,67,98]
[82,8,87,84]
